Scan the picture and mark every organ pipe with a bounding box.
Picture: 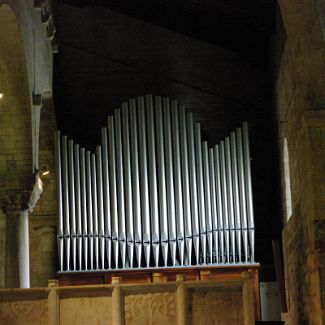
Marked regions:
[55,96,256,271]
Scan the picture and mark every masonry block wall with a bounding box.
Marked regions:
[274,1,325,323]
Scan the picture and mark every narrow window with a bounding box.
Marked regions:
[283,138,292,221]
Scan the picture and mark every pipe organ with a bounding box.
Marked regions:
[55,95,255,272]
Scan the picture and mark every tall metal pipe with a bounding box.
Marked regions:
[74,143,82,270]
[146,95,160,266]
[96,146,105,269]
[129,98,142,267]
[155,96,168,266]
[171,100,185,265]
[230,132,241,263]
[108,115,119,268]
[122,102,134,268]
[209,148,219,263]
[236,127,248,262]
[138,96,151,267]
[91,153,99,270]
[86,151,94,270]
[219,141,230,263]
[55,131,64,271]
[194,123,206,264]
[179,105,192,265]
[68,140,77,270]
[187,113,199,265]
[214,145,224,263]
[80,148,88,269]
[243,122,255,262]
[163,97,177,266]
[225,137,236,263]
[101,128,112,268]
[115,109,126,268]
[62,135,70,270]
[202,141,213,263]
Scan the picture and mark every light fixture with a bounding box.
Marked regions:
[41,164,50,177]
[0,93,3,99]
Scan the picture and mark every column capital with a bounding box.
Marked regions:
[0,190,32,214]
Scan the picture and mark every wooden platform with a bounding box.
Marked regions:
[0,271,258,325]
[57,264,260,320]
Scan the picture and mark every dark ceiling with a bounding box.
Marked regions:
[58,0,275,69]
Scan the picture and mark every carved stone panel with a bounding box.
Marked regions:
[191,289,244,325]
[125,292,176,325]
[0,299,48,325]
[59,296,112,325]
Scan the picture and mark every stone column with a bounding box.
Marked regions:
[0,175,42,288]
[18,208,30,288]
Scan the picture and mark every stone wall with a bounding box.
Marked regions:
[0,2,57,288]
[274,0,325,323]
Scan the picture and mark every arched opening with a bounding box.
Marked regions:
[0,4,33,288]
[283,138,292,222]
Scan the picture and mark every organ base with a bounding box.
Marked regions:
[56,264,261,320]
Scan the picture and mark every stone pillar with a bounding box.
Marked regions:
[0,182,42,288]
[18,209,30,288]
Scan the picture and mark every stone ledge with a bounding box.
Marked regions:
[303,110,325,127]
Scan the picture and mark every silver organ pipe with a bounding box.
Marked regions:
[138,96,151,267]
[129,99,142,266]
[55,132,64,271]
[155,96,168,266]
[187,113,199,264]
[96,146,105,269]
[80,148,88,269]
[74,144,82,270]
[179,105,192,265]
[146,95,160,267]
[122,102,134,268]
[171,100,185,265]
[243,122,255,262]
[56,95,256,271]
[86,151,94,270]
[163,98,177,266]
[101,128,112,268]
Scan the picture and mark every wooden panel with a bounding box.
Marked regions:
[125,292,176,325]
[0,299,48,325]
[59,296,112,325]
[191,289,244,325]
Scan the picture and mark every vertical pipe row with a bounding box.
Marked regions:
[56,103,255,270]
